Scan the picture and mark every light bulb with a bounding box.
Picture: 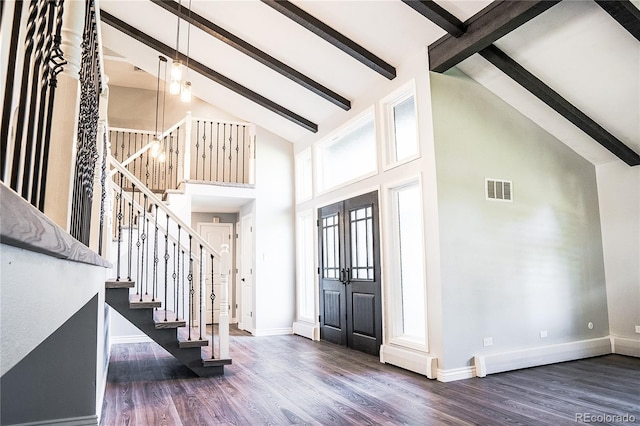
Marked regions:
[180,81,192,103]
[171,60,182,80]
[170,79,180,95]
[158,151,166,163]
[150,139,160,158]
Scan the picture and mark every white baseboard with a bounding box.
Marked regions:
[292,321,318,341]
[110,334,153,344]
[253,327,293,337]
[437,366,475,382]
[611,336,640,357]
[380,344,438,379]
[474,337,612,378]
[13,415,98,426]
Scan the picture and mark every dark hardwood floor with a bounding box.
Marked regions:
[101,327,640,425]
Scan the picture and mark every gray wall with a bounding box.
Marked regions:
[431,70,609,369]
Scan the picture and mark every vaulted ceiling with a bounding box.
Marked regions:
[99,0,640,166]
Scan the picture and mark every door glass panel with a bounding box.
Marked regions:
[350,206,374,280]
[322,214,340,279]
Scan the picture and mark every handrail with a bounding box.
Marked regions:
[109,157,221,259]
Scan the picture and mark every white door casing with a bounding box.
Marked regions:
[239,214,254,333]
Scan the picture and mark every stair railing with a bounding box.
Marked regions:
[108,157,230,361]
[109,113,256,195]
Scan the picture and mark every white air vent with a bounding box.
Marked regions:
[486,178,512,202]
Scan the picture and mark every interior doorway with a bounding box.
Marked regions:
[318,191,382,356]
[197,222,233,325]
[238,213,254,333]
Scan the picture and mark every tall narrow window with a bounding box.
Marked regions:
[295,148,312,202]
[388,180,426,347]
[296,211,315,322]
[383,83,419,167]
[316,112,377,193]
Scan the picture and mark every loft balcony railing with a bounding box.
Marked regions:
[108,113,256,194]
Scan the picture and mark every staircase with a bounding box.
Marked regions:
[105,280,230,377]
[103,157,233,377]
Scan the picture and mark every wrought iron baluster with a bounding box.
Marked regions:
[201,122,207,181]
[210,254,216,359]
[145,134,150,188]
[38,0,67,211]
[209,122,213,181]
[176,225,182,319]
[136,199,142,296]
[173,241,177,320]
[115,173,124,281]
[228,126,233,183]
[181,248,185,323]
[175,128,180,188]
[132,132,137,178]
[141,194,148,300]
[222,123,227,182]
[30,1,57,207]
[11,2,40,191]
[195,120,200,180]
[199,244,204,340]
[216,123,220,182]
[1,1,25,181]
[188,236,193,340]
[98,132,107,255]
[235,125,240,183]
[164,214,170,321]
[128,183,135,281]
[153,204,159,302]
[169,132,174,189]
[241,126,246,183]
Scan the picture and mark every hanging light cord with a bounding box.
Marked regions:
[175,0,181,60]
[185,0,192,75]
[155,57,161,138]
[162,58,167,135]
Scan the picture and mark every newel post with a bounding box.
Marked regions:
[183,111,192,183]
[219,243,231,359]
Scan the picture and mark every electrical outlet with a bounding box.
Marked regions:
[635,325,640,334]
[540,330,548,338]
[483,337,493,347]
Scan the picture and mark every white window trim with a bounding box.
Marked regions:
[382,175,428,352]
[314,108,378,196]
[381,80,421,172]
[296,209,316,324]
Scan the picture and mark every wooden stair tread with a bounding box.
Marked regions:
[153,309,186,329]
[129,294,161,309]
[202,357,232,367]
[106,280,135,289]
[178,328,209,348]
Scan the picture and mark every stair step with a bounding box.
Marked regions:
[202,358,232,367]
[129,294,162,309]
[178,328,209,348]
[105,280,135,289]
[153,309,186,329]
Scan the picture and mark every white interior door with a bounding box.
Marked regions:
[239,214,254,332]
[198,222,233,325]
[235,221,240,324]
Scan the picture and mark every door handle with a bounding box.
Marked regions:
[345,268,351,285]
[340,268,346,284]
[241,278,245,282]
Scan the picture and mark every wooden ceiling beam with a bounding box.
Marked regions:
[100,10,318,133]
[151,0,351,111]
[429,0,561,73]
[261,0,396,80]
[401,0,466,37]
[594,0,640,42]
[480,45,640,166]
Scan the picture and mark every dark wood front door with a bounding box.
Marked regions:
[318,191,382,356]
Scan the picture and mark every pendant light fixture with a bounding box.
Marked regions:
[170,0,183,95]
[150,55,166,158]
[159,54,168,163]
[180,0,193,103]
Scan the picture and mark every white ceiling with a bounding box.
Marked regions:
[99,0,640,166]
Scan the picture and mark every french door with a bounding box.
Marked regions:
[318,191,382,356]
